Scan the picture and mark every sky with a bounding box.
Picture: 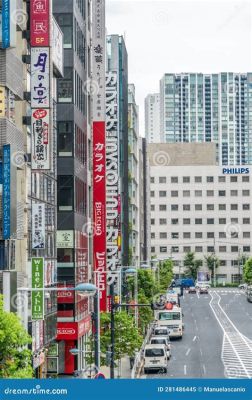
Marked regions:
[106,0,252,136]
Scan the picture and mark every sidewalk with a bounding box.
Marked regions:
[100,356,132,379]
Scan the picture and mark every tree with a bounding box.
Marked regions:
[0,296,33,378]
[99,311,142,365]
[243,257,252,285]
[158,259,173,291]
[137,291,153,336]
[204,254,220,281]
[127,269,157,301]
[184,252,202,280]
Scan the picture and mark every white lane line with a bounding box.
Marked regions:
[197,291,200,299]
[186,348,191,356]
[202,364,206,375]
[184,365,187,375]
[200,348,203,356]
[193,335,197,342]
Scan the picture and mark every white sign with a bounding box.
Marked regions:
[32,203,45,249]
[31,47,50,108]
[92,0,105,121]
[31,108,50,170]
[56,231,74,248]
[52,18,63,76]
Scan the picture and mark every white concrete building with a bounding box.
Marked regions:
[148,143,252,283]
[145,93,160,143]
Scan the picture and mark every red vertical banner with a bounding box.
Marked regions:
[30,0,50,47]
[93,121,107,311]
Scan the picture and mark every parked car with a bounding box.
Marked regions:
[188,286,197,294]
[143,344,168,374]
[196,281,211,289]
[153,326,170,337]
[150,336,171,359]
[199,286,209,294]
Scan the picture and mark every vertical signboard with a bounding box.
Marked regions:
[2,0,10,49]
[106,72,120,276]
[31,257,44,320]
[52,18,63,77]
[2,144,10,239]
[31,48,50,108]
[31,108,50,170]
[30,0,50,47]
[32,203,45,249]
[92,0,107,311]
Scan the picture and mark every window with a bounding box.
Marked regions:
[195,176,202,183]
[219,218,226,224]
[231,204,238,210]
[171,219,178,225]
[160,232,167,239]
[207,232,214,238]
[183,232,191,239]
[58,121,73,156]
[231,218,238,223]
[243,204,250,210]
[183,190,190,197]
[171,246,179,253]
[207,204,214,211]
[218,176,226,183]
[75,177,85,214]
[220,261,226,266]
[195,232,203,238]
[195,190,202,197]
[195,246,203,252]
[151,232,156,239]
[207,218,214,224]
[183,176,190,183]
[231,190,238,196]
[243,218,250,224]
[151,219,155,225]
[160,246,167,253]
[207,176,214,182]
[195,204,202,211]
[159,191,166,197]
[219,190,226,197]
[231,246,238,252]
[58,176,73,211]
[55,14,73,49]
[183,204,190,211]
[159,219,167,225]
[171,191,178,197]
[183,218,190,225]
[219,204,226,210]
[151,205,155,211]
[207,190,214,197]
[207,246,214,252]
[171,176,178,183]
[171,204,178,211]
[243,246,250,252]
[242,176,250,182]
[150,177,155,183]
[243,190,250,196]
[195,218,202,224]
[159,205,166,211]
[159,177,166,183]
[230,176,237,182]
[243,232,250,238]
[171,233,179,239]
[184,246,191,252]
[58,67,73,103]
[151,191,155,197]
[219,232,226,238]
[75,125,86,164]
[151,246,155,253]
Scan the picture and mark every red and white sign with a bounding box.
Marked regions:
[32,108,50,170]
[57,316,91,341]
[93,122,107,311]
[30,0,50,47]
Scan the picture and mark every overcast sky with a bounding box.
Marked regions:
[106,0,252,135]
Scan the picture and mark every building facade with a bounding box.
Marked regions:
[149,143,252,284]
[145,93,160,143]
[160,73,252,165]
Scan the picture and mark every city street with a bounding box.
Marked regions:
[142,289,252,379]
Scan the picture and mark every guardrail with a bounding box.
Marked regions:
[131,323,155,378]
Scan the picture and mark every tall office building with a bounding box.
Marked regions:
[160,73,252,165]
[145,93,160,143]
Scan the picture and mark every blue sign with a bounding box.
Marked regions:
[0,162,2,185]
[2,0,10,49]
[223,167,249,174]
[3,144,10,239]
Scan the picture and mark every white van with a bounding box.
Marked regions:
[150,336,171,359]
[143,344,168,374]
[155,306,183,338]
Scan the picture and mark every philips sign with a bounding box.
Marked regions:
[222,167,250,175]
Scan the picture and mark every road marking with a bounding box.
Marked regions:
[184,365,187,375]
[186,348,191,356]
[197,291,200,299]
[200,348,203,356]
[202,364,206,375]
[193,335,197,342]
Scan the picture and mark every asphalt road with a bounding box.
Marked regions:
[142,288,252,379]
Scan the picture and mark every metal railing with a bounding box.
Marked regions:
[131,323,155,378]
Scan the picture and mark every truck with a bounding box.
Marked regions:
[155,306,183,339]
[166,290,180,306]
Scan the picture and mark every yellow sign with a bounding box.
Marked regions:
[0,87,5,118]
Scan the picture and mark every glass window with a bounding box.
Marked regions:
[58,67,73,103]
[151,191,155,197]
[218,176,226,183]
[243,218,250,224]
[231,190,238,196]
[160,232,167,239]
[195,232,203,238]
[150,177,155,183]
[230,176,237,182]
[195,218,202,224]
[231,218,238,223]
[195,176,202,183]
[183,232,191,239]
[207,218,214,224]
[171,219,178,225]
[195,246,203,252]
[183,176,190,183]
[219,190,226,197]
[183,190,190,197]
[58,176,73,211]
[171,191,178,197]
[219,218,226,224]
[159,177,166,183]
[195,204,202,211]
[184,246,191,252]
[171,176,178,183]
[171,204,178,211]
[243,232,250,238]
[159,205,166,211]
[219,246,227,252]
[160,246,167,253]
[151,219,155,225]
[55,14,73,49]
[243,204,250,210]
[159,219,167,225]
[183,218,190,224]
[242,176,250,182]
[243,246,250,252]
[171,246,179,253]
[207,246,214,252]
[207,190,214,196]
[183,204,190,211]
[171,233,179,239]
[151,233,155,239]
[207,204,214,210]
[207,176,214,182]
[231,204,238,210]
[151,247,155,253]
[207,232,214,238]
[195,190,202,197]
[219,232,226,238]
[243,190,250,196]
[58,121,73,156]
[231,246,238,252]
[219,204,226,210]
[151,205,155,211]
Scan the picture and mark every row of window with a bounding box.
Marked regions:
[151,190,250,197]
[152,246,250,253]
[151,231,250,239]
[151,218,250,225]
[150,175,250,184]
[151,203,250,211]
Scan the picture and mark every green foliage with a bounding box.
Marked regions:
[243,257,252,284]
[159,260,173,291]
[0,296,33,378]
[99,311,142,365]
[137,291,153,336]
[184,252,202,280]
[204,254,220,280]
